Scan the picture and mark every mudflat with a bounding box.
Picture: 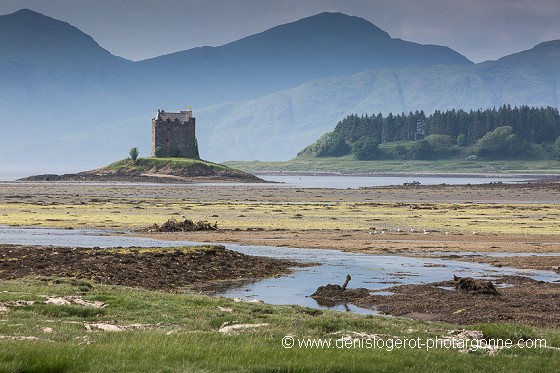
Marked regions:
[0,244,300,291]
[1,180,560,325]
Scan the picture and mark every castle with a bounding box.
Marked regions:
[151,109,199,159]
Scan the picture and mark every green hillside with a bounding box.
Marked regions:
[225,105,560,175]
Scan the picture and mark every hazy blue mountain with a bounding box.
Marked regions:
[0,9,137,137]
[0,9,475,172]
[135,12,472,107]
[0,9,558,172]
[0,9,126,66]
[475,40,560,108]
[197,41,560,161]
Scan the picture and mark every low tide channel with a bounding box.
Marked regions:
[1,226,559,314]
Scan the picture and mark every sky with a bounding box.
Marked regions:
[0,0,559,63]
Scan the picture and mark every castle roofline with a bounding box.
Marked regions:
[154,109,193,122]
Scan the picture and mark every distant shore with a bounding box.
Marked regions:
[251,171,560,182]
[252,170,560,179]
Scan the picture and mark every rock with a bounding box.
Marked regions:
[44,296,106,308]
[311,274,370,301]
[233,298,263,304]
[85,323,151,332]
[85,323,125,332]
[218,323,270,334]
[146,218,218,232]
[45,297,72,305]
[453,275,499,295]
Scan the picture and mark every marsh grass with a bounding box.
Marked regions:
[2,199,560,235]
[0,277,559,372]
[106,246,221,255]
[20,303,107,318]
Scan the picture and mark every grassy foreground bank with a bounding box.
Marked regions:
[1,277,559,372]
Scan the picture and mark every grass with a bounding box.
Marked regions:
[2,199,560,235]
[0,277,559,372]
[107,157,230,172]
[224,155,560,175]
[104,246,224,256]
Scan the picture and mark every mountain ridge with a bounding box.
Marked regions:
[197,43,560,161]
[134,11,473,108]
[0,9,558,170]
[0,9,127,65]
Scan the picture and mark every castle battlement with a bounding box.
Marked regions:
[152,109,199,159]
[154,109,193,122]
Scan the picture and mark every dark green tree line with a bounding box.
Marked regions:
[299,105,560,160]
[329,105,560,146]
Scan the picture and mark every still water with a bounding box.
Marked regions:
[1,226,559,314]
[218,244,560,314]
[258,174,537,189]
[2,170,540,189]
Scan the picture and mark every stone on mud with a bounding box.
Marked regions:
[453,275,499,295]
[146,218,218,232]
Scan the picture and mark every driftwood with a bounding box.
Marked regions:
[340,274,351,291]
[453,275,499,295]
[147,218,218,233]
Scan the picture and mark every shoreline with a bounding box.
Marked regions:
[4,170,560,183]
[253,170,560,179]
[138,230,560,272]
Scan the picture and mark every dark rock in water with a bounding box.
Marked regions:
[453,275,499,295]
[311,274,370,301]
[312,283,344,296]
[311,284,370,301]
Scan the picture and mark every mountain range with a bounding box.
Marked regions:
[0,8,558,172]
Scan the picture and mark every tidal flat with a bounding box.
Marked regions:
[1,181,560,371]
[2,181,560,264]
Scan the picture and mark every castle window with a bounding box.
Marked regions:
[166,138,169,143]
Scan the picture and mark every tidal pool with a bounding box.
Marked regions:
[1,226,559,314]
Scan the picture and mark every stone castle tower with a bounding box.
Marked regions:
[151,109,199,159]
